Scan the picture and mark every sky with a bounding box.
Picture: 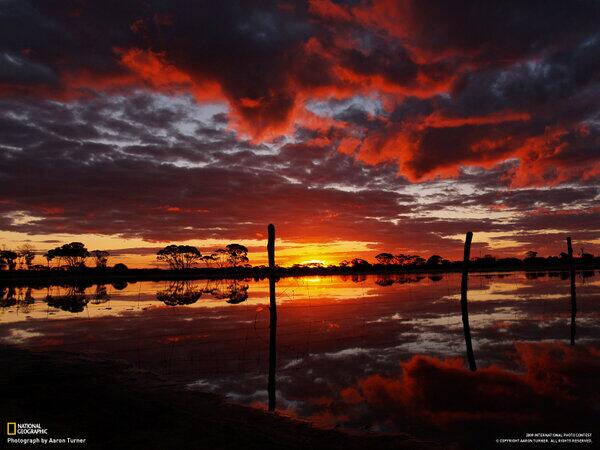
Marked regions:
[0,0,599,267]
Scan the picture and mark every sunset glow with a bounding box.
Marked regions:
[2,3,600,448]
[1,0,599,267]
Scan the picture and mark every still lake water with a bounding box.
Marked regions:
[2,271,599,443]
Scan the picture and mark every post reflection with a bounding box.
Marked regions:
[267,223,277,412]
[567,237,577,346]
[460,232,477,371]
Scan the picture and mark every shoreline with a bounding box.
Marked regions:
[0,263,598,287]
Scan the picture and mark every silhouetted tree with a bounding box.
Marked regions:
[44,252,52,268]
[426,254,444,266]
[394,254,425,266]
[44,242,90,269]
[524,250,538,260]
[201,254,216,267]
[581,252,594,262]
[404,255,425,266]
[225,243,249,267]
[0,250,18,271]
[156,245,202,270]
[393,254,409,265]
[17,244,36,269]
[375,252,394,265]
[211,248,229,268]
[350,258,370,268]
[113,263,128,272]
[90,250,110,269]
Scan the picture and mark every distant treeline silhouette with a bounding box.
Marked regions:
[339,250,599,270]
[1,241,599,275]
[0,242,250,271]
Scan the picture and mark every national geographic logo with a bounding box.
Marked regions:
[6,422,48,435]
[5,422,87,445]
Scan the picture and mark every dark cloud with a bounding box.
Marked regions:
[0,0,599,260]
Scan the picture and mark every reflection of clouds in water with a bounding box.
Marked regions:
[0,272,599,437]
[186,379,220,392]
[469,309,525,325]
[321,347,372,359]
[367,312,402,323]
[393,332,464,355]
[327,343,600,435]
[443,291,569,302]
[0,328,43,344]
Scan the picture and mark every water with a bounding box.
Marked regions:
[1,271,599,443]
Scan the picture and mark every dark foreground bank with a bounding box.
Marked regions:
[0,347,444,450]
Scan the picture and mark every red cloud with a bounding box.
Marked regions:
[1,0,597,187]
[336,343,600,434]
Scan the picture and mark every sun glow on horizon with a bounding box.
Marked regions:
[297,259,329,266]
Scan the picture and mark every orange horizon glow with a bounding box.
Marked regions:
[2,228,598,269]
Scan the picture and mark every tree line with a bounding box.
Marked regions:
[0,242,111,271]
[0,241,251,271]
[1,241,597,272]
[333,250,597,269]
[0,244,36,271]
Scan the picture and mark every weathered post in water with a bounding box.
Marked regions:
[567,237,577,346]
[267,224,277,411]
[460,231,477,371]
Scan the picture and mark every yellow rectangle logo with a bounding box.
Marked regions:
[7,422,16,435]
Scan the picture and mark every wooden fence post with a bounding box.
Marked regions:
[461,231,477,371]
[567,237,577,346]
[267,224,277,411]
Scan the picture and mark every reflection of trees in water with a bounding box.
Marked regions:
[156,279,250,306]
[156,281,202,306]
[45,283,111,312]
[90,284,110,304]
[0,286,34,310]
[580,270,595,279]
[374,274,433,287]
[526,272,547,280]
[111,280,128,290]
[17,287,34,312]
[375,277,394,286]
[399,275,426,284]
[351,274,367,283]
[208,280,249,304]
[0,285,17,308]
[46,284,90,313]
